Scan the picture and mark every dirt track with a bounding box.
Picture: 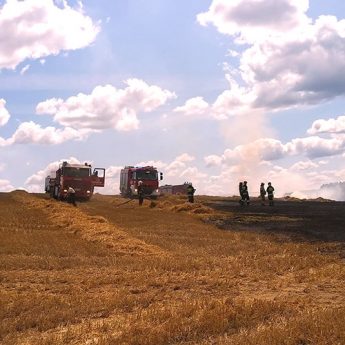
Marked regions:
[1,191,345,344]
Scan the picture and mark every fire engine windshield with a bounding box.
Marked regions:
[63,167,90,177]
[134,170,158,180]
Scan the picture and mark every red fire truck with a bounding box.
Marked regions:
[158,182,191,195]
[46,161,105,201]
[120,166,163,198]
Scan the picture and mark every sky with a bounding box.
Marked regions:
[1,0,345,199]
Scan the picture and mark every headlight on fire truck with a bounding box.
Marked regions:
[63,189,68,193]
[87,190,91,194]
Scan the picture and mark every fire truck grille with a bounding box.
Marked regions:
[142,186,155,194]
[69,180,91,191]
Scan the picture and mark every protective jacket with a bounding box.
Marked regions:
[241,184,249,196]
[267,186,274,196]
[187,185,195,195]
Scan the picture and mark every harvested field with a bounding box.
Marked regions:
[1,191,345,344]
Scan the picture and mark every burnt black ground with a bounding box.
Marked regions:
[202,198,345,244]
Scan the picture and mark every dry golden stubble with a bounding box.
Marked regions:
[1,192,345,344]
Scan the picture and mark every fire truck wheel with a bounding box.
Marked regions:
[53,186,59,199]
[55,186,62,201]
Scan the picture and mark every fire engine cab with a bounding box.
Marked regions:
[46,161,105,201]
[120,166,163,198]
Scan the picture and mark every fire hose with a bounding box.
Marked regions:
[115,196,157,207]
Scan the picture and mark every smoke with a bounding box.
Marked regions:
[319,182,345,201]
[218,110,279,195]
[290,182,345,201]
[220,110,275,146]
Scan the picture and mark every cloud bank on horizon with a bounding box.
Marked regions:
[1,0,345,199]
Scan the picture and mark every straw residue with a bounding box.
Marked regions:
[170,202,215,215]
[11,191,164,257]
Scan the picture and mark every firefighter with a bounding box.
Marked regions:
[238,182,244,206]
[260,182,266,206]
[241,181,250,205]
[67,186,76,206]
[266,182,275,206]
[239,182,244,205]
[186,183,196,203]
[137,180,144,206]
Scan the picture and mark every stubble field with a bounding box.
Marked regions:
[1,191,345,344]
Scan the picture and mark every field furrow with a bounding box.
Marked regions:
[1,191,345,344]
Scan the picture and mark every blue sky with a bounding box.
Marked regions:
[1,0,345,199]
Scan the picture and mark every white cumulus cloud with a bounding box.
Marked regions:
[0,179,14,192]
[308,115,345,134]
[242,16,345,109]
[197,0,309,44]
[193,1,345,116]
[135,160,167,170]
[290,160,319,171]
[205,134,345,172]
[221,138,286,164]
[36,79,176,131]
[0,121,92,146]
[0,99,10,126]
[286,136,345,158]
[0,0,100,70]
[174,97,209,116]
[165,153,196,177]
[204,155,223,167]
